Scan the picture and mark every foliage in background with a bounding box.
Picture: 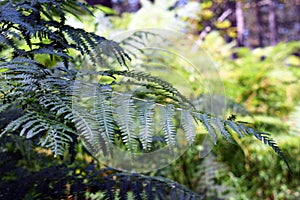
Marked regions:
[198,15,300,200]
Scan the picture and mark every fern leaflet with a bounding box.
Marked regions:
[136,100,155,150]
[161,104,176,147]
[113,93,138,154]
[181,109,196,145]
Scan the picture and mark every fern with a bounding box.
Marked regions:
[1,56,292,171]
[181,109,196,145]
[161,104,176,147]
[113,93,138,154]
[198,154,231,199]
[77,74,273,160]
[136,100,155,150]
[40,127,73,157]
[3,109,74,157]
[197,113,218,145]
[63,26,130,66]
[3,112,36,134]
[0,0,129,66]
[212,117,232,142]
[94,86,115,148]
[96,70,194,108]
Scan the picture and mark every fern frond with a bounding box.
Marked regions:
[0,32,21,52]
[94,86,115,147]
[244,126,291,171]
[119,31,158,58]
[40,128,73,157]
[113,93,137,154]
[0,58,44,74]
[103,70,193,108]
[222,118,291,171]
[161,104,176,147]
[26,123,48,139]
[38,95,72,118]
[196,113,217,145]
[63,26,130,66]
[181,109,196,145]
[72,112,101,156]
[1,1,130,67]
[0,0,291,176]
[28,47,71,59]
[121,70,187,102]
[0,3,35,33]
[212,118,232,142]
[3,109,74,157]
[3,112,36,134]
[115,80,185,107]
[136,100,155,150]
[224,120,244,138]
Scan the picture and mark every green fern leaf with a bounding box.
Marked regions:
[94,86,115,146]
[136,100,155,150]
[224,120,244,138]
[212,118,232,142]
[110,70,193,108]
[3,112,36,133]
[245,126,291,172]
[20,118,41,137]
[181,109,196,145]
[40,128,73,157]
[161,104,176,147]
[113,93,137,153]
[197,113,217,145]
[73,113,100,156]
[26,123,48,138]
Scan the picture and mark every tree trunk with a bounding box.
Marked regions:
[236,0,245,47]
[268,0,278,45]
[255,0,264,47]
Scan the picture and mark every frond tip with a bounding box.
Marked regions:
[224,119,292,172]
[246,127,292,173]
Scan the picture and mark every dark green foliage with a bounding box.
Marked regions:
[0,0,129,66]
[0,151,205,200]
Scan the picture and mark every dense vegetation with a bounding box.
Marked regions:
[0,0,299,199]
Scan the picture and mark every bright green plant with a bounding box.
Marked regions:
[199,32,300,200]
